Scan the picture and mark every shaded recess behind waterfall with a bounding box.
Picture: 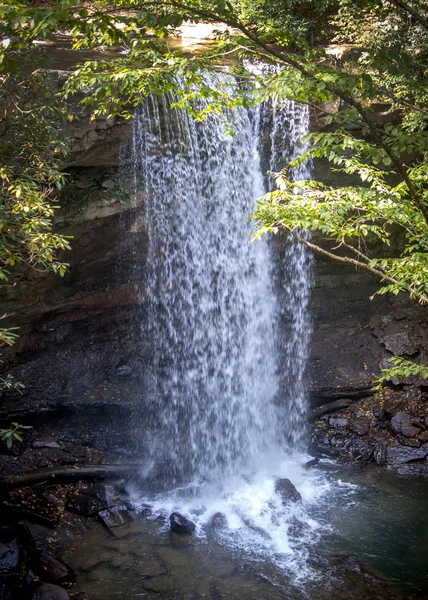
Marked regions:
[120,84,312,485]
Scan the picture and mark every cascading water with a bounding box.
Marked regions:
[126,81,329,577]
[264,99,313,448]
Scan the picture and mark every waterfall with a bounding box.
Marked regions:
[131,93,280,484]
[125,82,326,574]
[264,99,313,448]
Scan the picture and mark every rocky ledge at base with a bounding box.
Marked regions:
[312,385,428,476]
[0,458,137,600]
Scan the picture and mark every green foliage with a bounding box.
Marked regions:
[375,356,428,388]
[1,0,427,389]
[0,3,74,404]
[0,422,31,449]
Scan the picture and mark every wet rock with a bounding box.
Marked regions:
[391,411,414,434]
[101,179,115,189]
[397,435,421,447]
[373,442,387,466]
[0,539,22,583]
[303,457,319,469]
[349,417,370,436]
[36,552,75,585]
[3,488,65,528]
[343,435,374,464]
[419,430,428,443]
[169,512,196,534]
[274,478,302,503]
[383,331,417,356]
[98,505,137,529]
[32,437,61,450]
[383,397,408,417]
[66,483,107,517]
[328,417,348,428]
[386,443,428,464]
[394,464,428,477]
[400,422,422,438]
[32,583,69,600]
[288,516,310,537]
[206,512,227,531]
[372,403,384,418]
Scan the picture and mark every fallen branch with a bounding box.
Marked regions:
[0,464,145,492]
[311,399,352,420]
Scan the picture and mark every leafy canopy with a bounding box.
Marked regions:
[1,0,427,386]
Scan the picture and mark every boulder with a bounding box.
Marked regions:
[0,540,22,583]
[373,442,387,466]
[169,513,196,534]
[66,483,107,517]
[348,417,370,436]
[275,478,302,503]
[36,552,75,586]
[391,411,415,434]
[395,464,428,477]
[98,505,137,529]
[386,443,428,464]
[32,583,69,600]
[206,512,227,531]
[303,458,319,469]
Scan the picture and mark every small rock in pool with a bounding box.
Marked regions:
[169,512,196,534]
[275,478,302,503]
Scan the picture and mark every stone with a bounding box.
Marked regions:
[32,437,61,449]
[348,417,370,436]
[328,417,348,428]
[36,552,75,585]
[397,435,421,448]
[4,488,64,528]
[394,464,428,477]
[274,478,302,503]
[418,430,428,442]
[390,411,414,434]
[206,512,227,531]
[32,583,69,600]
[386,443,428,464]
[372,404,384,419]
[382,331,417,356]
[101,179,115,189]
[169,512,196,534]
[0,540,22,579]
[303,457,319,469]
[383,398,408,417]
[66,483,107,517]
[98,506,137,529]
[373,442,387,466]
[400,422,422,438]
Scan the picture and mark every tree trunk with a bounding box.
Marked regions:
[0,464,144,492]
[311,399,352,420]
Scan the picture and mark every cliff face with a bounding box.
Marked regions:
[1,108,427,461]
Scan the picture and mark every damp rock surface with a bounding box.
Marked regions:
[169,512,196,534]
[312,387,428,475]
[275,478,302,503]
